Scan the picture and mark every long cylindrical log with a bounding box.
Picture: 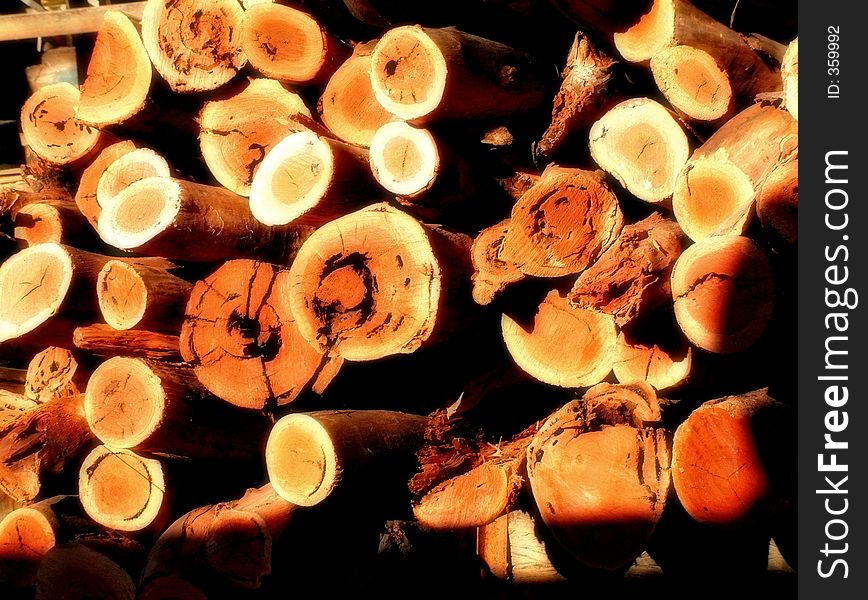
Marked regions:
[76,11,151,127]
[756,155,798,246]
[35,543,136,600]
[470,219,525,306]
[782,38,798,120]
[266,410,427,506]
[500,166,623,278]
[370,26,546,123]
[180,259,332,410]
[502,290,616,388]
[285,203,472,361]
[96,147,170,210]
[672,389,795,525]
[588,98,689,203]
[241,3,348,85]
[569,214,683,326]
[140,0,247,93]
[97,260,191,332]
[199,78,314,197]
[671,103,797,241]
[96,176,288,261]
[477,510,566,583]
[0,395,93,502]
[671,235,774,353]
[74,140,140,228]
[73,324,181,362]
[20,82,106,166]
[24,346,85,403]
[318,41,396,147]
[84,357,270,458]
[249,130,375,226]
[526,383,670,570]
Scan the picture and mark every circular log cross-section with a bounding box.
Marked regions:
[21,82,103,165]
[97,260,190,332]
[266,414,336,506]
[286,203,455,361]
[650,46,732,122]
[77,10,152,127]
[141,0,246,92]
[671,235,774,354]
[25,346,81,402]
[13,204,64,246]
[78,445,166,533]
[0,504,57,561]
[241,3,346,85]
[369,121,439,198]
[0,244,72,343]
[96,148,170,210]
[35,544,136,600]
[181,260,325,409]
[501,290,617,389]
[613,328,692,392]
[74,140,140,229]
[589,98,689,203]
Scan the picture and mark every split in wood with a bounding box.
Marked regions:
[97,259,191,332]
[0,496,63,564]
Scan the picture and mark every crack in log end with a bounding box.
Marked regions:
[311,252,377,345]
[226,310,282,362]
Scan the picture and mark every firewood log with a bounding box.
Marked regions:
[96,147,170,210]
[76,11,151,127]
[12,198,94,248]
[266,410,426,506]
[477,509,566,583]
[73,324,182,362]
[97,260,191,332]
[756,154,798,246]
[35,543,136,600]
[0,495,63,566]
[550,0,651,37]
[470,219,526,306]
[74,140,140,228]
[613,321,692,392]
[24,346,84,403]
[141,0,247,93]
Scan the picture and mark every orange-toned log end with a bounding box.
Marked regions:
[782,38,798,121]
[75,140,139,228]
[77,11,151,127]
[141,0,246,93]
[570,214,683,326]
[477,510,566,583]
[369,121,439,198]
[139,576,209,600]
[13,203,64,246]
[589,98,689,203]
[502,167,623,278]
[756,157,798,246]
[287,203,456,362]
[25,346,80,402]
[21,83,103,166]
[78,445,166,533]
[0,506,57,561]
[502,290,616,388]
[471,219,525,305]
[672,390,795,525]
[614,328,692,392]
[527,421,671,570]
[651,46,733,122]
[413,462,512,530]
[35,544,135,600]
[96,147,170,210]
[613,0,675,63]
[181,260,326,409]
[199,78,312,196]
[204,509,272,589]
[0,243,72,344]
[96,261,149,331]
[242,3,346,85]
[671,235,774,353]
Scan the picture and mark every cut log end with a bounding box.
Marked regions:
[614,0,675,62]
[478,510,565,584]
[0,243,72,343]
[21,82,103,165]
[35,544,136,600]
[671,235,774,353]
[97,176,179,250]
[96,260,148,331]
[651,45,732,121]
[471,219,524,306]
[13,203,63,246]
[756,157,798,245]
[0,507,57,561]
[204,509,272,589]
[25,346,81,402]
[266,413,337,507]
[96,148,170,210]
[369,121,439,198]
[589,98,689,203]
[78,445,165,533]
[414,462,510,530]
[614,329,692,392]
[74,140,140,229]
[77,10,151,127]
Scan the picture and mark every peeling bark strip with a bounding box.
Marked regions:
[97,260,191,332]
[526,382,671,570]
[477,510,566,584]
[265,410,426,506]
[318,41,396,148]
[570,214,683,326]
[96,147,170,210]
[756,155,798,246]
[782,38,798,120]
[74,140,140,228]
[286,203,471,362]
[370,26,546,123]
[241,3,347,85]
[535,32,619,162]
[670,235,774,354]
[20,82,105,166]
[25,346,83,403]
[672,389,795,525]
[78,445,167,533]
[96,176,286,261]
[502,290,616,389]
[672,103,797,241]
[470,219,525,306]
[180,259,329,410]
[77,11,152,127]
[141,0,246,93]
[0,395,93,502]
[501,166,623,278]
[73,324,182,362]
[249,130,375,227]
[589,98,689,203]
[84,356,270,459]
[199,78,314,197]
[34,543,136,600]
[613,327,692,392]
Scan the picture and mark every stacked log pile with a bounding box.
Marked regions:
[1,0,797,596]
